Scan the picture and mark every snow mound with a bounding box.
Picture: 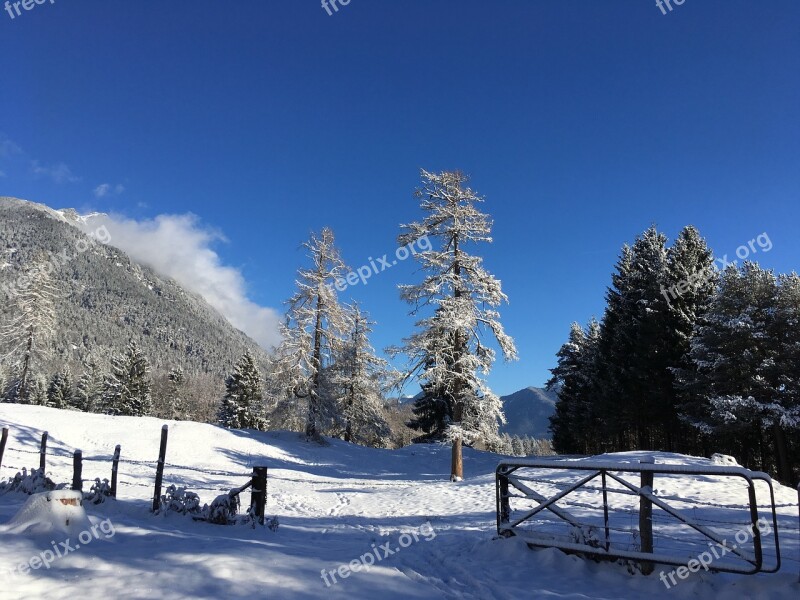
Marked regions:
[3,490,91,536]
[710,453,741,467]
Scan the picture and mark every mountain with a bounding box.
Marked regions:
[500,386,557,439]
[0,197,269,381]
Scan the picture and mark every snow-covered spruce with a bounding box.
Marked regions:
[391,169,517,480]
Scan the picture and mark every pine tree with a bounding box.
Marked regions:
[103,341,153,417]
[219,351,266,430]
[771,273,800,481]
[405,308,455,441]
[665,226,717,451]
[75,357,104,412]
[269,228,350,441]
[29,375,48,406]
[688,263,778,468]
[392,170,517,480]
[547,319,600,454]
[596,227,672,450]
[47,366,73,409]
[167,367,187,420]
[0,260,57,402]
[330,304,391,446]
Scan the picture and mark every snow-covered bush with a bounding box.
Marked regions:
[569,525,602,549]
[160,484,202,515]
[202,491,240,524]
[0,467,57,495]
[84,478,113,504]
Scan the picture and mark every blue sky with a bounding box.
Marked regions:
[1,1,798,396]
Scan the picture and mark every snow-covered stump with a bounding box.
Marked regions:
[639,457,655,575]
[4,490,90,537]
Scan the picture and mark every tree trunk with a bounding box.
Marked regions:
[307,293,324,441]
[18,327,34,402]
[772,422,792,484]
[451,436,463,481]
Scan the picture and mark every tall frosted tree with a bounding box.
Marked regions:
[331,304,391,446]
[665,226,717,450]
[0,260,58,402]
[595,226,673,449]
[219,351,266,430]
[393,170,517,480]
[103,341,153,417]
[269,228,350,441]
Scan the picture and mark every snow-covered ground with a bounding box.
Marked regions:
[0,404,798,599]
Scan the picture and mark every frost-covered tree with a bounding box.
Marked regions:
[392,170,517,480]
[47,365,73,409]
[688,263,778,468]
[269,228,350,441]
[548,319,601,454]
[594,227,676,449]
[103,341,153,417]
[219,351,266,430]
[167,367,187,420]
[0,260,57,402]
[75,357,104,412]
[29,375,48,406]
[330,304,391,447]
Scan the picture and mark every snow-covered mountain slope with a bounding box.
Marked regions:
[0,404,797,599]
[0,197,268,380]
[500,386,557,439]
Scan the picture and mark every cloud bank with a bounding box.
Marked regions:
[80,212,281,350]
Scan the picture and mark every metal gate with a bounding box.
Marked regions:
[496,458,781,575]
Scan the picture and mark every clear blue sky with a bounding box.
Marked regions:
[1,1,798,396]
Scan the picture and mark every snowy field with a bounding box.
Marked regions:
[0,405,798,599]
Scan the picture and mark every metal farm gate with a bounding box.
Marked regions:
[496,458,782,575]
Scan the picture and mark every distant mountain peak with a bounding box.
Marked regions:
[500,386,557,439]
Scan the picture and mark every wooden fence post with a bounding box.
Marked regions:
[72,450,83,492]
[111,444,121,498]
[639,456,655,575]
[250,466,268,525]
[0,427,8,470]
[498,471,511,527]
[152,425,169,513]
[39,431,48,471]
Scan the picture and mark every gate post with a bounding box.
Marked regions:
[639,457,655,575]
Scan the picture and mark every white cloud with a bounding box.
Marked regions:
[0,134,80,185]
[94,183,125,198]
[0,137,22,158]
[30,160,80,184]
[77,212,281,350]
